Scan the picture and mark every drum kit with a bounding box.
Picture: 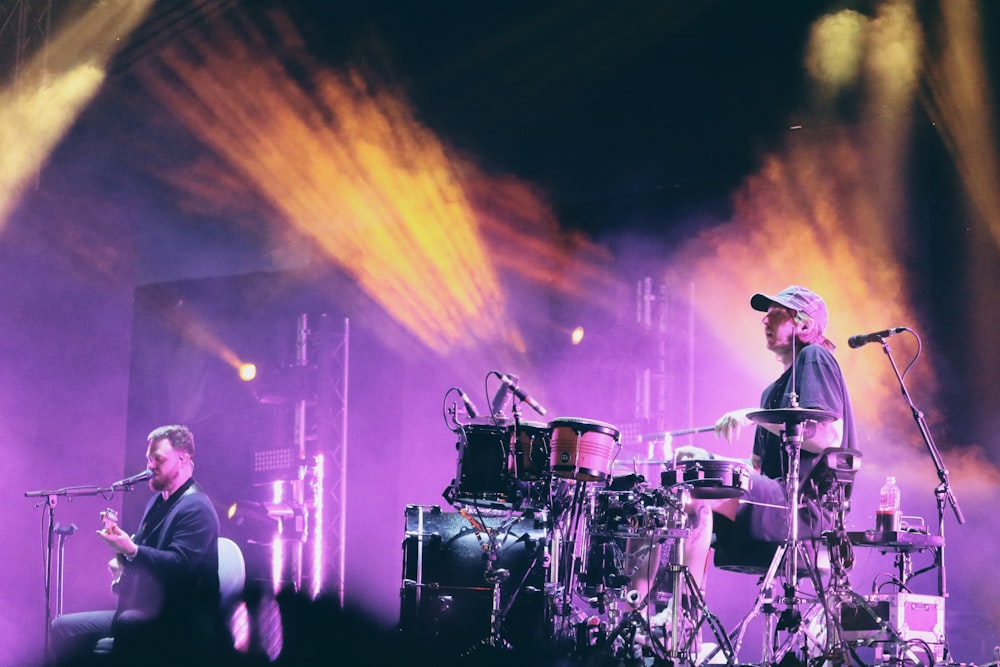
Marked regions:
[401,391,866,666]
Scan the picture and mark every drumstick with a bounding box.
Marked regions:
[636,425,714,442]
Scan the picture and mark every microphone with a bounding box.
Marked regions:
[491,373,517,418]
[457,388,479,418]
[498,373,548,416]
[113,469,154,488]
[847,327,906,349]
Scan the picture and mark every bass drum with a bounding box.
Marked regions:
[399,505,548,654]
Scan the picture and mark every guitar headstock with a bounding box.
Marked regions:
[101,507,119,532]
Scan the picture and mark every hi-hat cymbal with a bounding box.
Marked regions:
[747,407,837,425]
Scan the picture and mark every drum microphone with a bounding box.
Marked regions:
[498,373,548,416]
[457,388,479,418]
[847,327,906,349]
[113,469,154,488]
[491,374,517,418]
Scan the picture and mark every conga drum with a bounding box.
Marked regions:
[548,417,621,482]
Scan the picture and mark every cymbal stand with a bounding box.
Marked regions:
[603,576,668,662]
[772,469,863,665]
[656,527,736,666]
[729,419,823,665]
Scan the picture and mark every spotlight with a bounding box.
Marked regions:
[243,363,317,404]
[571,326,585,345]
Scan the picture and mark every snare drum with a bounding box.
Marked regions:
[549,417,621,482]
[453,423,514,507]
[661,459,751,499]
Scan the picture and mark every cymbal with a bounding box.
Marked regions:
[747,407,837,425]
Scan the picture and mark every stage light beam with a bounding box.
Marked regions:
[135,9,620,359]
[0,0,156,228]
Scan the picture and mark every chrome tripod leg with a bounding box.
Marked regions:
[729,541,788,660]
[670,564,736,666]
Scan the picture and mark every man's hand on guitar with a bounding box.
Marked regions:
[97,508,138,559]
[99,509,118,535]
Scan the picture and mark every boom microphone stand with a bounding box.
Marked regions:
[874,332,964,597]
[24,475,149,659]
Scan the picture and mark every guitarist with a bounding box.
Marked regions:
[50,425,223,664]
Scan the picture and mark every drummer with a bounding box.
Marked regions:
[671,285,859,603]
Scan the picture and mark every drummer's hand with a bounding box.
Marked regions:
[674,445,712,462]
[714,408,753,444]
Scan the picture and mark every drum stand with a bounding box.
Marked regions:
[544,478,591,646]
[603,512,735,666]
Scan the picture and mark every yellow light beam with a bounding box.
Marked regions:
[0,0,157,229]
[137,9,619,356]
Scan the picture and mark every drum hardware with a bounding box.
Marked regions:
[430,390,754,662]
[724,406,838,665]
[478,507,547,651]
[548,478,592,634]
[602,580,672,661]
[597,486,736,666]
[725,437,869,666]
[544,417,623,639]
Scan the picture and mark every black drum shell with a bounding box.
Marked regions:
[512,420,551,482]
[399,505,547,653]
[453,423,514,508]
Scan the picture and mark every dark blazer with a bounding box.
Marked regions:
[117,479,221,622]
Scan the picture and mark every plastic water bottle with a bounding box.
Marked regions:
[876,475,901,532]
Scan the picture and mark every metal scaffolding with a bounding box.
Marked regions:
[249,314,349,606]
